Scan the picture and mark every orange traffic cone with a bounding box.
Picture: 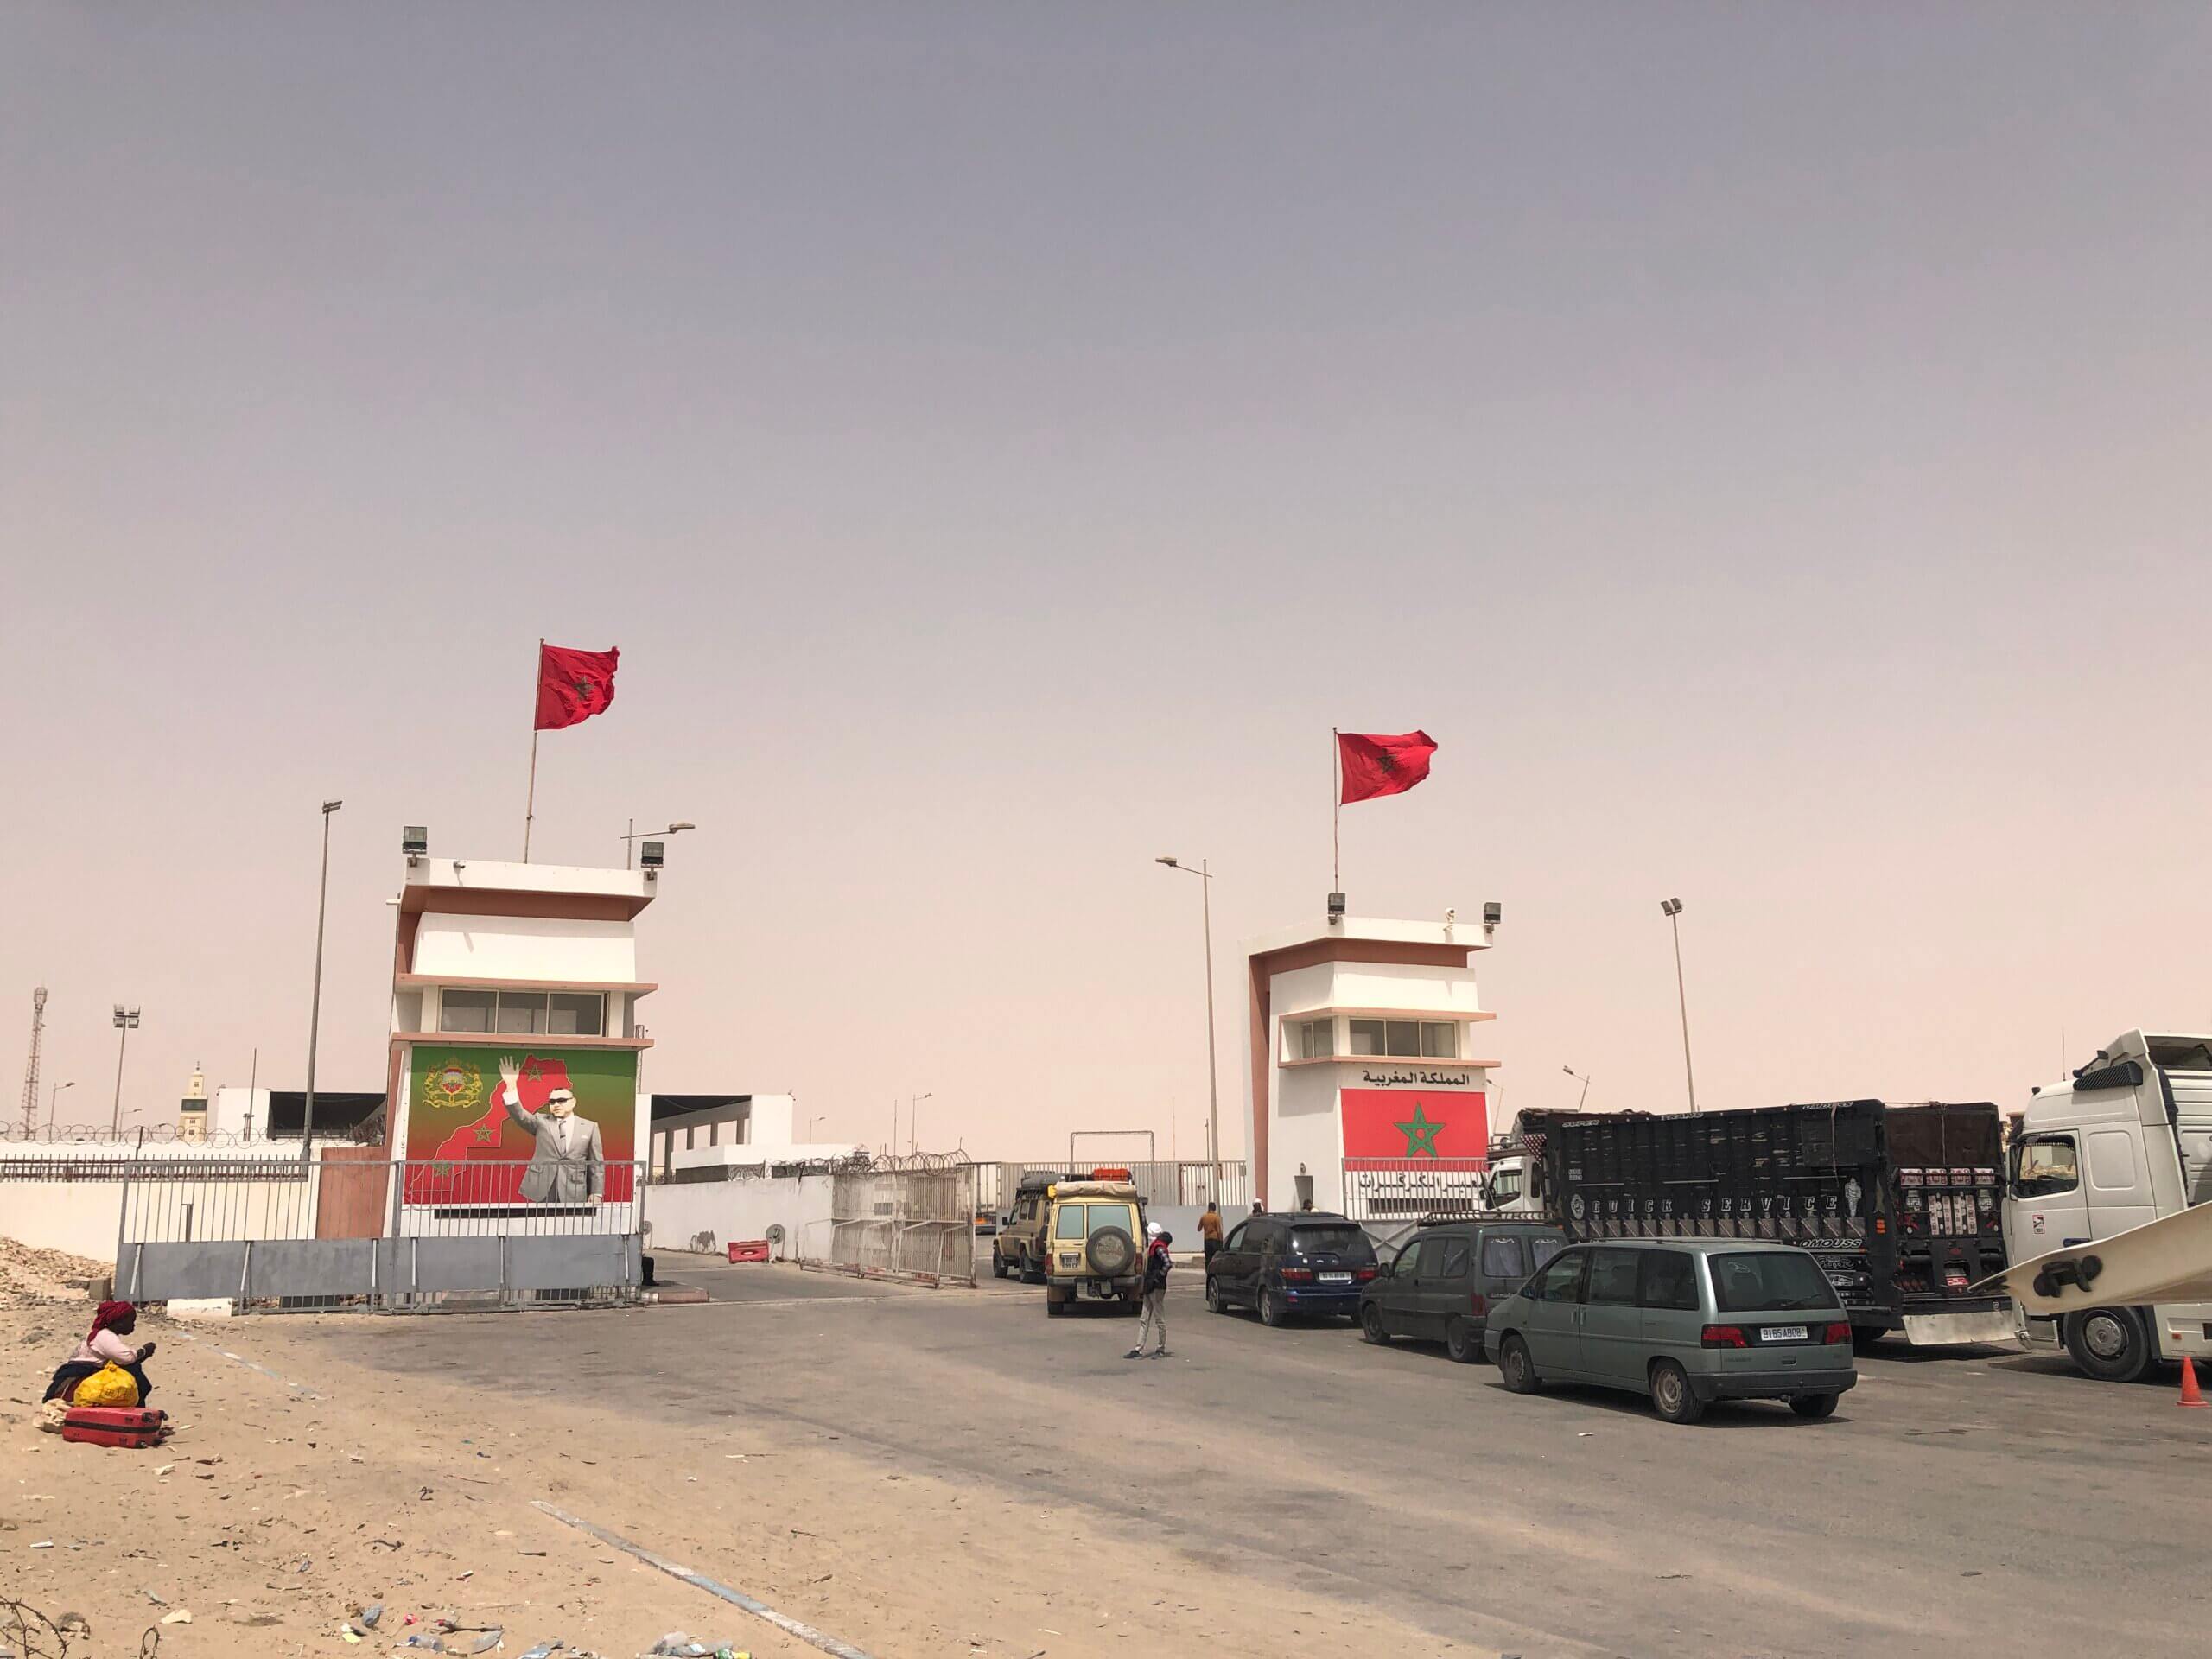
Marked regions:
[2180,1357,2208,1409]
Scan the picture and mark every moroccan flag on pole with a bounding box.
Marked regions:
[535,643,620,731]
[1338,729,1437,804]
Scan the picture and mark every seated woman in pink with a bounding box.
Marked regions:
[43,1300,156,1404]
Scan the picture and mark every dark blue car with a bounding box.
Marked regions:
[1205,1211,1378,1325]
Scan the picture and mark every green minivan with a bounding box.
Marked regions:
[1482,1239,1857,1424]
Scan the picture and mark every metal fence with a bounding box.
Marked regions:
[112,1159,645,1313]
[978,1160,1250,1216]
[804,1164,978,1285]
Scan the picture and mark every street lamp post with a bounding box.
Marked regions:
[908,1091,932,1154]
[1660,898,1698,1115]
[303,799,341,1154]
[1562,1065,1592,1111]
[46,1079,74,1134]
[109,1006,140,1134]
[623,819,696,870]
[1154,856,1221,1180]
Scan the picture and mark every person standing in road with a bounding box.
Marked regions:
[1126,1223,1173,1360]
[1198,1200,1224,1268]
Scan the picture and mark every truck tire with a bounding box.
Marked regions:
[2064,1306,2154,1382]
[1445,1316,1480,1364]
[1649,1358,1707,1424]
[1046,1290,1066,1318]
[992,1249,1009,1279]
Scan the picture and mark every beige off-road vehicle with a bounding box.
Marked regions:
[995,1175,1146,1315]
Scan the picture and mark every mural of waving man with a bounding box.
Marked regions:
[498,1053,603,1204]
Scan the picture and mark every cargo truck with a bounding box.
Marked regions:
[1512,1100,2012,1346]
[2003,1030,2212,1381]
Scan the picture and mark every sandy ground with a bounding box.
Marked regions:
[1,1267,1477,1658]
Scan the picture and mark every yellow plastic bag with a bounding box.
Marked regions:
[74,1361,139,1408]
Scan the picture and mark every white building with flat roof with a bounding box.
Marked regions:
[1246,912,1498,1221]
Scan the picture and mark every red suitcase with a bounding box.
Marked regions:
[61,1405,168,1448]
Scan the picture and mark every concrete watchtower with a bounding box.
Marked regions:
[1246,912,1498,1220]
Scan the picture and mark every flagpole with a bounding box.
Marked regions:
[524,636,543,862]
[1331,727,1341,894]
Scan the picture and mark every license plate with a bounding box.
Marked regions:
[1760,1325,1808,1343]
[1319,1272,1353,1283]
[1944,1268,1969,1288]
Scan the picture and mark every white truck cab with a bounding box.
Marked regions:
[2005,1030,2212,1380]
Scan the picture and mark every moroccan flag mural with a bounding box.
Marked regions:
[403,1046,639,1206]
[1341,1088,1489,1162]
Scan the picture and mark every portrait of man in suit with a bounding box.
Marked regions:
[497,1052,604,1204]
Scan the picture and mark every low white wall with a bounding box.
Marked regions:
[3,1183,127,1261]
[2,1153,338,1264]
[642,1174,836,1261]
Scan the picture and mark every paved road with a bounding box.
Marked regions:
[298,1268,2210,1656]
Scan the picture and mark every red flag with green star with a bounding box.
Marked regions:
[535,643,620,731]
[1340,1088,1489,1160]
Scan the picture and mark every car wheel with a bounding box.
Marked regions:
[1022,1260,1046,1286]
[1498,1334,1539,1394]
[1789,1392,1839,1420]
[1649,1359,1707,1424]
[2065,1306,2154,1382]
[1046,1292,1065,1317]
[1361,1304,1390,1344]
[1206,1276,1229,1314]
[992,1250,1009,1280]
[1445,1316,1479,1364]
[1258,1288,1286,1327]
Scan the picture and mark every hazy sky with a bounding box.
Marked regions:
[7,5,2211,1156]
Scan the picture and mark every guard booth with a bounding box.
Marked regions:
[1246,910,1500,1229]
[114,839,661,1312]
[383,848,657,1303]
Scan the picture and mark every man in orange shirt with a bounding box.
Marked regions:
[1198,1200,1224,1268]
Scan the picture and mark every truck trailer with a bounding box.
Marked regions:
[1523,1100,2012,1346]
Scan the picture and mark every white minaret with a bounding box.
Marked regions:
[177,1063,209,1142]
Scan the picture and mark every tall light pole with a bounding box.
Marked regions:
[1562,1065,1592,1111]
[47,1079,74,1133]
[303,799,341,1154]
[109,1006,139,1134]
[623,819,696,870]
[1155,856,1221,1179]
[1660,898,1698,1115]
[908,1091,932,1154]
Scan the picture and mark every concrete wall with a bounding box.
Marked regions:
[5,1182,130,1259]
[1273,1059,1348,1212]
[641,1174,836,1261]
[413,912,639,982]
[1,1154,334,1262]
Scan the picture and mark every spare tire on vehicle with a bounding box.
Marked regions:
[1086,1226,1135,1278]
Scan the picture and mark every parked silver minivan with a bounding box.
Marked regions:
[1483,1239,1858,1423]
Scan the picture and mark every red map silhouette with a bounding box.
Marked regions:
[406,1052,572,1205]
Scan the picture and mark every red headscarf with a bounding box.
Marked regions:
[88,1300,136,1338]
